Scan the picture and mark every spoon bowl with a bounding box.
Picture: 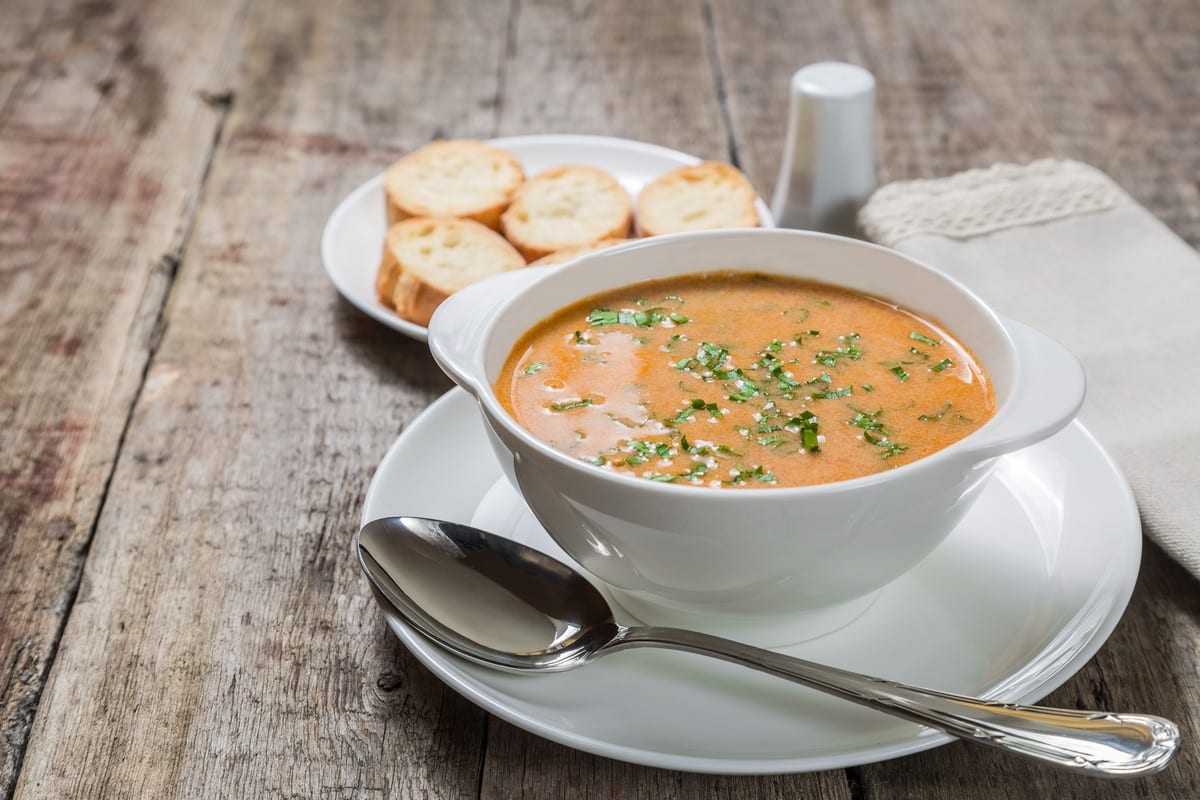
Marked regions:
[358,516,1179,777]
[358,516,616,671]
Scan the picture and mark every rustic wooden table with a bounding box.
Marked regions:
[3,0,1199,797]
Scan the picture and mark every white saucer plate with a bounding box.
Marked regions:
[321,134,774,341]
[361,389,1141,774]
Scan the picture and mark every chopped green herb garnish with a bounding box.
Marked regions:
[932,358,954,373]
[814,335,864,367]
[523,362,547,375]
[726,465,777,484]
[863,431,909,459]
[645,462,708,484]
[668,398,721,424]
[908,347,930,360]
[669,313,689,325]
[698,342,729,371]
[587,455,607,466]
[810,386,852,400]
[848,409,887,432]
[625,440,672,460]
[550,398,594,412]
[889,365,910,382]
[782,409,821,452]
[918,402,953,421]
[862,384,874,392]
[909,331,940,347]
[587,307,669,328]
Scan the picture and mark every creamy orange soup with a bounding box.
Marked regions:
[497,273,995,488]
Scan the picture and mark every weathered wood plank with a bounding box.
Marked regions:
[493,0,730,158]
[12,1,512,798]
[0,0,244,794]
[706,0,867,195]
[7,0,1199,797]
[714,0,1200,246]
[475,2,851,797]
[710,0,1200,795]
[860,542,1200,799]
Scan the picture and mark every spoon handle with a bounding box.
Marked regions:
[610,626,1178,777]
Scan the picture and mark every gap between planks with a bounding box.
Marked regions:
[699,0,742,169]
[2,89,237,800]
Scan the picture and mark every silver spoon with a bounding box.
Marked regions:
[357,516,1179,777]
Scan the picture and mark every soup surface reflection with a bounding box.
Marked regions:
[497,273,995,488]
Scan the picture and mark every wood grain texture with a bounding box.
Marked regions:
[0,0,243,794]
[711,0,1200,246]
[854,542,1200,799]
[710,0,1200,796]
[494,0,730,158]
[478,2,848,797]
[12,0,509,797]
[2,0,1198,797]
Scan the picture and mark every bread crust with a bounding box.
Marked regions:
[390,270,449,328]
[501,165,632,261]
[377,217,525,326]
[635,161,759,237]
[528,238,633,267]
[384,140,524,231]
[375,238,401,309]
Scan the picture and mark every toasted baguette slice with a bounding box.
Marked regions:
[635,162,759,236]
[376,217,525,326]
[528,238,634,267]
[384,140,524,230]
[501,166,632,261]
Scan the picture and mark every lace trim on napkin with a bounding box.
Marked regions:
[858,159,1130,246]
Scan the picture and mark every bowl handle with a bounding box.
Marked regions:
[428,266,552,394]
[963,318,1086,463]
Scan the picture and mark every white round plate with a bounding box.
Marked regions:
[361,389,1141,774]
[321,135,774,341]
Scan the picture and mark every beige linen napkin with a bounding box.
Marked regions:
[859,160,1200,580]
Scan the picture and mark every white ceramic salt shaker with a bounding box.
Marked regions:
[771,62,876,236]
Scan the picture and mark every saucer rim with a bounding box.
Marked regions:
[362,388,1141,774]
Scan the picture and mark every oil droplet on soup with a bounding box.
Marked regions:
[496,273,996,488]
